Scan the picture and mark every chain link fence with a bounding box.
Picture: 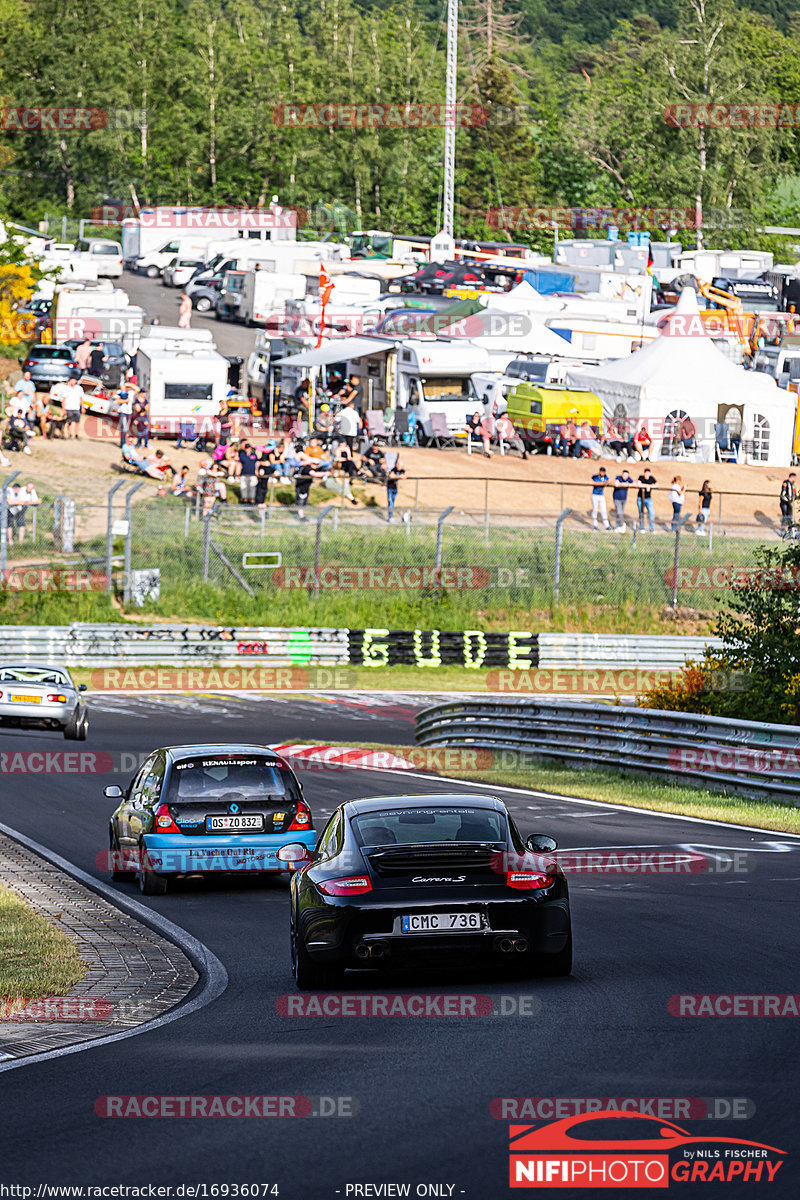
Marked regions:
[0,479,788,619]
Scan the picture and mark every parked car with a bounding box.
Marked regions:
[186,275,224,313]
[162,257,206,288]
[0,663,88,740]
[18,344,79,390]
[73,238,124,278]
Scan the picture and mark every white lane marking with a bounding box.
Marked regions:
[0,821,228,1074]
[336,767,800,838]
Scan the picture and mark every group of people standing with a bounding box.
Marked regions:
[590,468,713,533]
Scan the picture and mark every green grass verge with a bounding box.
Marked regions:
[314,742,800,833]
[0,884,87,1007]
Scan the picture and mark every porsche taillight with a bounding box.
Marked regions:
[318,876,372,896]
[506,871,553,889]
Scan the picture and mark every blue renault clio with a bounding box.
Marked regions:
[105,744,315,894]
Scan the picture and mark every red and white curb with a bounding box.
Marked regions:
[269,743,417,771]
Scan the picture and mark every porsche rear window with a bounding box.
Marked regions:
[352,807,505,845]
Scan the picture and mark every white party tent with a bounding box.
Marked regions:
[566,288,794,465]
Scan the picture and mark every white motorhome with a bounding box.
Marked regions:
[121,208,296,269]
[217,268,307,324]
[54,283,128,338]
[136,327,228,436]
[69,305,146,356]
[393,340,493,436]
[542,316,658,358]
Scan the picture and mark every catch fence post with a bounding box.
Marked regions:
[553,507,572,610]
[122,482,145,603]
[105,479,125,594]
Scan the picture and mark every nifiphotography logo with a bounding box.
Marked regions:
[507,1110,785,1188]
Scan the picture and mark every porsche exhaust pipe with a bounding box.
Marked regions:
[355,942,387,959]
[496,937,515,954]
[355,943,371,959]
[514,938,529,954]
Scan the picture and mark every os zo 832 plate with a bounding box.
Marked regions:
[206,814,265,832]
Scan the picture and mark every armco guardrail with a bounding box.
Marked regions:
[538,633,721,670]
[0,624,348,667]
[0,625,719,671]
[415,698,800,804]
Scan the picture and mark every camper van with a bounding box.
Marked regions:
[395,340,493,438]
[217,268,307,324]
[542,316,657,358]
[505,383,603,452]
[54,283,128,339]
[135,326,228,436]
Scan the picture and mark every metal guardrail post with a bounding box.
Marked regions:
[105,479,125,595]
[314,504,334,599]
[435,505,454,580]
[0,471,21,580]
[707,521,713,555]
[122,482,145,604]
[671,514,692,608]
[553,507,572,610]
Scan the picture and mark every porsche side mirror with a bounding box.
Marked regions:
[103,785,123,799]
[78,683,88,692]
[277,843,312,864]
[527,834,557,853]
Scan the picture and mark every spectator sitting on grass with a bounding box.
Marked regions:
[362,441,386,481]
[122,434,162,479]
[304,436,333,470]
[152,449,174,478]
[5,407,32,454]
[197,457,227,511]
[170,466,195,498]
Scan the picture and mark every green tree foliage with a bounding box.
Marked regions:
[0,0,798,244]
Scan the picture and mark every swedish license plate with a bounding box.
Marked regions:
[206,814,265,832]
[11,694,41,704]
[401,912,484,933]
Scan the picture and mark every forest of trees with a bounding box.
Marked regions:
[1,0,800,246]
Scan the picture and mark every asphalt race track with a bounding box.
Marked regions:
[0,693,798,1198]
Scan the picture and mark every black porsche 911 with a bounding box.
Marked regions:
[288,793,571,989]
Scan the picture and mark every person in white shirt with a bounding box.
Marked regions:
[59,377,85,438]
[116,390,133,446]
[6,482,39,544]
[334,399,360,450]
[14,371,36,428]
